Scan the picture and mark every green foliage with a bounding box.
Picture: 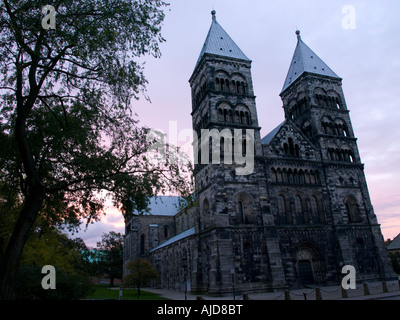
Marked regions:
[0,0,193,298]
[15,265,94,300]
[123,258,159,289]
[95,231,124,286]
[13,226,95,299]
[389,252,400,274]
[0,0,193,232]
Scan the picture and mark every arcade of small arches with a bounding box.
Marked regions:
[201,193,256,228]
[321,116,350,137]
[287,97,308,120]
[217,103,251,125]
[276,193,325,225]
[193,76,207,109]
[215,73,247,95]
[283,137,301,158]
[327,147,355,163]
[194,111,209,136]
[313,87,343,110]
[270,167,321,185]
[192,72,249,110]
[315,93,342,110]
[200,190,363,227]
[287,89,344,121]
[275,192,362,226]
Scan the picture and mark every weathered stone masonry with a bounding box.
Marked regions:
[123,11,396,295]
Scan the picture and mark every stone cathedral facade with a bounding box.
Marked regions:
[123,11,395,295]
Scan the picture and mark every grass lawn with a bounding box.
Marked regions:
[88,284,169,300]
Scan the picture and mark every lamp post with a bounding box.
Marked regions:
[231,269,235,301]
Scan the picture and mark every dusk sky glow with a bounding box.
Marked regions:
[70,0,400,247]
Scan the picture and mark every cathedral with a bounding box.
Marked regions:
[123,11,396,295]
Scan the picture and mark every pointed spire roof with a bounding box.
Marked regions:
[195,11,250,68]
[281,30,340,93]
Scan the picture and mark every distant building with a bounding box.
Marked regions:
[387,234,400,274]
[388,234,400,254]
[124,11,396,295]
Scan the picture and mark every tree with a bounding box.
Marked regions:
[0,0,193,299]
[14,223,95,299]
[96,231,123,286]
[389,252,400,274]
[123,258,159,298]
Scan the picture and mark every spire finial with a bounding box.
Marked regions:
[295,30,301,41]
[211,10,216,21]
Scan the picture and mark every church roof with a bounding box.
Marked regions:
[261,121,286,145]
[387,233,400,251]
[149,227,196,253]
[195,10,250,69]
[281,31,340,94]
[132,196,183,216]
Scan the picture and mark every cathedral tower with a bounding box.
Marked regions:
[188,11,273,294]
[279,31,395,281]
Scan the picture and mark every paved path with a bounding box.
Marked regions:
[144,280,400,300]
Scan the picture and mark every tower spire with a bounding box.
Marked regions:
[193,11,250,70]
[281,31,340,93]
[296,30,301,41]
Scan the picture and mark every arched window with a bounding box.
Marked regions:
[218,108,223,121]
[277,195,287,224]
[295,144,300,157]
[310,195,325,224]
[299,170,305,184]
[242,136,247,156]
[276,168,283,183]
[295,195,304,224]
[220,137,225,159]
[283,143,289,154]
[225,79,230,92]
[235,193,253,224]
[271,168,277,183]
[335,98,341,109]
[240,111,244,124]
[345,196,361,223]
[288,138,295,155]
[277,194,292,225]
[164,225,168,238]
[223,109,228,122]
[241,81,246,94]
[283,138,300,157]
[236,81,241,93]
[228,109,233,123]
[238,201,245,224]
[140,234,146,255]
[309,170,316,184]
[245,112,250,125]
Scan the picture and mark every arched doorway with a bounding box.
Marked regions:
[296,249,315,286]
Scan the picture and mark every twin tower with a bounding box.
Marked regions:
[125,11,395,295]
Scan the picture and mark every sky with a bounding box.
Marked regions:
[69,0,400,247]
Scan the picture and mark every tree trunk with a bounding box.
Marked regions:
[0,182,45,299]
[0,82,45,299]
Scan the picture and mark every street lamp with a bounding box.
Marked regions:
[231,269,235,301]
